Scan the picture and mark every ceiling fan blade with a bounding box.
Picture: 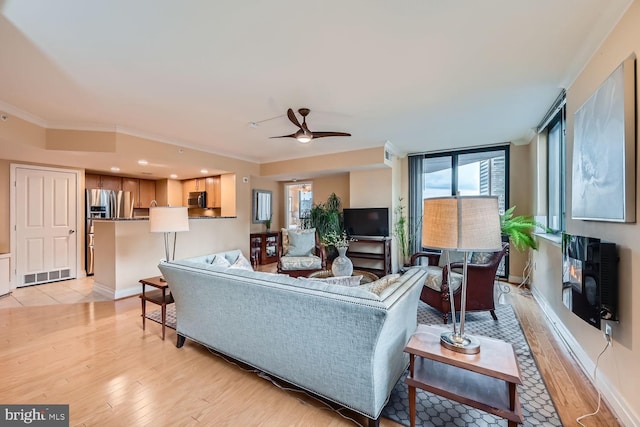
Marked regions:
[287,108,302,128]
[311,131,352,139]
[269,133,297,139]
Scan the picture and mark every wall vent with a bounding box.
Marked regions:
[23,269,73,286]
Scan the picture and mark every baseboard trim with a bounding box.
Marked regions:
[92,281,143,300]
[531,287,639,427]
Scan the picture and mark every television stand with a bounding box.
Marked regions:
[347,236,391,277]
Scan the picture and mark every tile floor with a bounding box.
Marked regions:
[0,277,110,309]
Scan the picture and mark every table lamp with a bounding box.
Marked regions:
[149,206,190,269]
[422,195,502,354]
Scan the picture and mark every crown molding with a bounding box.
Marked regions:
[0,100,49,128]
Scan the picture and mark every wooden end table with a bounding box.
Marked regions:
[139,276,174,340]
[404,324,523,427]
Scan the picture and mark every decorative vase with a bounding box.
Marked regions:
[331,246,353,277]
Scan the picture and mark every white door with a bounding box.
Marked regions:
[15,166,78,287]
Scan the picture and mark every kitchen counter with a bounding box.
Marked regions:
[92,217,241,299]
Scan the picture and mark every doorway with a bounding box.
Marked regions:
[284,183,312,229]
[11,164,80,288]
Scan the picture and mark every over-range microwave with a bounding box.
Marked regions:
[187,191,207,208]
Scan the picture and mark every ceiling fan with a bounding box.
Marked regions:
[271,108,351,144]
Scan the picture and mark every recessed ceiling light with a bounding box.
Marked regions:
[138,160,148,165]
[170,174,178,179]
[110,166,120,172]
[200,169,208,174]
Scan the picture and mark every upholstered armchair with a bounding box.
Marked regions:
[277,228,327,277]
[410,242,509,324]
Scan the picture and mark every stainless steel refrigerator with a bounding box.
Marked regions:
[85,189,134,275]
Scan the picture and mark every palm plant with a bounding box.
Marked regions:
[500,206,546,252]
[305,192,343,244]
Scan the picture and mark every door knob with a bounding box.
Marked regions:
[69,230,75,234]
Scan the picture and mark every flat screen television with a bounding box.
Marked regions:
[562,233,618,330]
[343,207,389,237]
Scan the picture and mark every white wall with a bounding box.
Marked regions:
[531,3,640,424]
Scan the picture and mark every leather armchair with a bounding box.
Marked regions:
[410,243,509,324]
[277,229,327,277]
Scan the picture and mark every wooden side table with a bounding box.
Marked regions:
[139,276,174,340]
[404,324,523,427]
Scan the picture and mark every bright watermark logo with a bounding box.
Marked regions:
[1,405,68,426]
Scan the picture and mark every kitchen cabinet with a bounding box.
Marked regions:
[122,178,139,204]
[100,175,122,191]
[182,179,206,205]
[118,178,157,208]
[85,173,122,191]
[139,179,156,207]
[85,173,101,189]
[205,176,221,208]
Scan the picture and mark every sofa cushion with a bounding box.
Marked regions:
[361,274,401,296]
[210,255,232,268]
[279,255,322,271]
[228,253,254,271]
[417,265,463,293]
[286,229,316,256]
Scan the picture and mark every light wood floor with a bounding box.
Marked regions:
[0,277,619,426]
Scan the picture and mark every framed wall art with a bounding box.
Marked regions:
[572,54,636,222]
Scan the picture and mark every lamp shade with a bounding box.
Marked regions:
[422,196,502,251]
[149,207,189,233]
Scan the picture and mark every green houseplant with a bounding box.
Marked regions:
[304,193,343,259]
[500,206,545,252]
[394,198,421,266]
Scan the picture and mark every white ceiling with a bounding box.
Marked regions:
[0,0,632,167]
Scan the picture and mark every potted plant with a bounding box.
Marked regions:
[264,215,272,232]
[500,206,546,252]
[394,198,422,266]
[323,230,353,276]
[304,193,343,260]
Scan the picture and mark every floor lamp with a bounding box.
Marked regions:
[149,206,190,279]
[422,195,502,354]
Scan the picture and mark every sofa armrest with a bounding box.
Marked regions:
[410,251,440,266]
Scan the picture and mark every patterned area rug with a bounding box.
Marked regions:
[146,304,176,329]
[381,303,562,426]
[147,302,561,426]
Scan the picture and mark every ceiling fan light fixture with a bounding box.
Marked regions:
[295,129,313,143]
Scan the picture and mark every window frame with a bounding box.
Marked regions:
[544,105,566,233]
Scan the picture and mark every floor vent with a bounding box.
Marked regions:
[22,269,74,286]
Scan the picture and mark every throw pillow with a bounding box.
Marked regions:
[209,255,231,268]
[361,274,400,296]
[438,250,469,268]
[286,229,316,256]
[228,253,254,271]
[471,251,493,264]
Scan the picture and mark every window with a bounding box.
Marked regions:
[541,95,566,233]
[421,147,509,212]
[409,145,510,276]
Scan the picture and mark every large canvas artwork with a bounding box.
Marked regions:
[572,55,636,222]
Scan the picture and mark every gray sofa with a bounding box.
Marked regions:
[158,250,426,426]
